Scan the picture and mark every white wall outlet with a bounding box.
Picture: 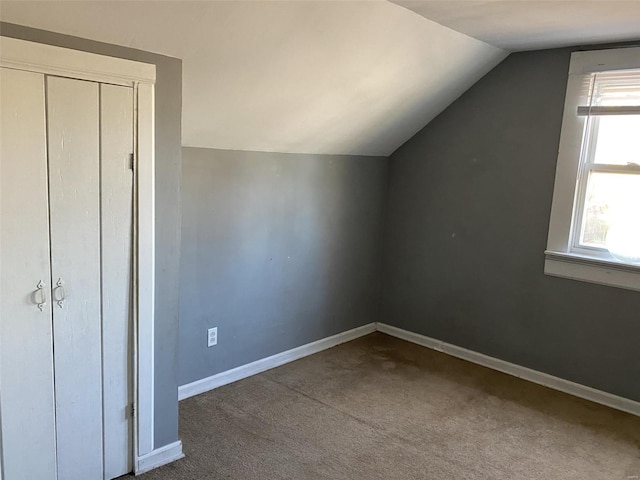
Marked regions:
[207,327,218,347]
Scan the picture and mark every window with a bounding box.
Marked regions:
[545,47,640,291]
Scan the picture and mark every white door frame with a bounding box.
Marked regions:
[0,36,158,472]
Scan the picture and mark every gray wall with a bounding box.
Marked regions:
[180,147,387,385]
[1,23,183,446]
[382,45,640,402]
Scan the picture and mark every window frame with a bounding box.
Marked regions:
[545,46,640,292]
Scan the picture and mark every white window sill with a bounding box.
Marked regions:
[544,250,640,292]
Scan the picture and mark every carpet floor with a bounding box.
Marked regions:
[139,332,640,479]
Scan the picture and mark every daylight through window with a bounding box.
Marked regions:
[545,46,640,291]
[574,69,640,262]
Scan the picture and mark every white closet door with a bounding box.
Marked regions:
[100,84,134,479]
[47,76,103,480]
[0,68,57,480]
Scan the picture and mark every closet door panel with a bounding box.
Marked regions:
[0,68,57,480]
[100,84,134,479]
[47,76,103,480]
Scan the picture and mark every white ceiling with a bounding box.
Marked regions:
[3,2,637,156]
[0,1,505,156]
[392,0,640,51]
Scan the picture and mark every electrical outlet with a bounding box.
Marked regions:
[207,327,218,347]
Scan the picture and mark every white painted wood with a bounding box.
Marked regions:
[47,76,104,480]
[545,70,589,254]
[1,38,158,474]
[545,47,640,289]
[544,253,640,292]
[0,37,156,86]
[570,46,640,75]
[376,323,640,417]
[178,323,376,401]
[0,68,57,480]
[134,440,184,475]
[135,82,156,458]
[100,84,134,479]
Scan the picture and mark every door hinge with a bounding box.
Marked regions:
[130,403,136,419]
[129,153,135,170]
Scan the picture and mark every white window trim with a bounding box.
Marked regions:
[0,36,161,470]
[545,46,640,292]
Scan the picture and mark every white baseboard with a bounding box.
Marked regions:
[178,323,376,401]
[376,322,640,417]
[178,320,639,418]
[135,440,185,475]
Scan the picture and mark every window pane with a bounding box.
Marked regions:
[579,171,640,249]
[591,115,640,165]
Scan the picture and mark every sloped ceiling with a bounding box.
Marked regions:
[392,0,640,52]
[0,1,506,156]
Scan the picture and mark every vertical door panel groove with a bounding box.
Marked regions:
[1,70,134,480]
[100,83,134,479]
[47,76,104,480]
[0,68,57,480]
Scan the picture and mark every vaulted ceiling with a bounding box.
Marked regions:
[392,0,640,51]
[0,1,505,156]
[2,1,638,156]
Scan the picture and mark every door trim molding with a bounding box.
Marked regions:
[0,36,158,471]
[0,36,155,86]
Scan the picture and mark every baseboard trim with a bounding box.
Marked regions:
[135,440,185,475]
[178,320,639,417]
[376,322,640,417]
[178,323,376,401]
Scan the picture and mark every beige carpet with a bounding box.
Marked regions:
[139,333,640,479]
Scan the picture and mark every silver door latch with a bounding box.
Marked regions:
[36,280,46,311]
[55,278,66,308]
